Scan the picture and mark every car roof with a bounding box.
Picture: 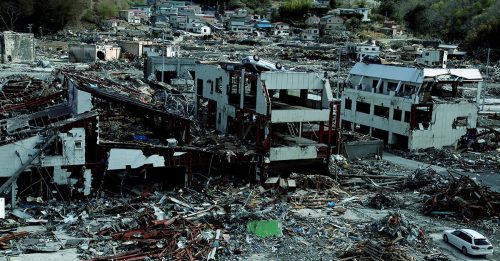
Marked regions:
[459,229,486,239]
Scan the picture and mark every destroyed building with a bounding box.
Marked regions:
[194,56,338,172]
[340,62,483,149]
[0,31,34,64]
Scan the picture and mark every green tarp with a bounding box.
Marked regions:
[246,220,282,238]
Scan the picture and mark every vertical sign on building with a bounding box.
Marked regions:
[0,198,5,219]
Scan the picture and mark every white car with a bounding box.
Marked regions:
[443,229,494,256]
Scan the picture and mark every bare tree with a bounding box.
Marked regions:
[0,1,20,31]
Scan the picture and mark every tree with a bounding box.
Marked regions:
[0,1,20,31]
[329,0,337,9]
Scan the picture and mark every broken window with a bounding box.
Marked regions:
[344,98,352,110]
[75,140,82,149]
[387,82,398,92]
[374,105,389,118]
[208,80,214,94]
[452,117,468,129]
[215,77,222,93]
[393,109,402,121]
[404,111,410,123]
[356,101,370,114]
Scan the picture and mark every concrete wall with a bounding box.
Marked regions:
[409,102,477,149]
[269,145,319,161]
[0,136,40,177]
[41,128,86,167]
[195,64,235,132]
[0,32,34,64]
[342,139,383,159]
[69,44,97,63]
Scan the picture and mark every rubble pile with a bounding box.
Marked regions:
[391,148,500,172]
[367,193,400,210]
[424,176,500,219]
[402,168,448,190]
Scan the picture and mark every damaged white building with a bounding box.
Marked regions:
[195,56,338,171]
[340,62,483,150]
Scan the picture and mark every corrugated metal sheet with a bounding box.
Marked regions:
[349,63,424,83]
[350,62,482,83]
[423,68,482,81]
[261,72,323,90]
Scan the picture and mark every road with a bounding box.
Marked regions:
[384,152,500,192]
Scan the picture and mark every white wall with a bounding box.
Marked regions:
[0,136,40,177]
[410,102,477,149]
[41,128,86,166]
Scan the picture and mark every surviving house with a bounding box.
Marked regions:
[194,56,338,172]
[272,22,290,36]
[320,14,345,35]
[340,62,483,150]
[301,27,320,41]
[346,42,380,61]
[0,31,34,64]
[119,10,141,24]
[416,49,448,68]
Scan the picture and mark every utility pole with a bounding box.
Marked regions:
[482,48,490,111]
[27,24,33,34]
[336,47,342,99]
[161,31,165,83]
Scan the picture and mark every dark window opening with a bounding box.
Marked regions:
[404,111,410,123]
[452,117,468,129]
[356,101,370,114]
[215,77,222,93]
[344,98,352,110]
[197,79,203,95]
[374,105,389,118]
[393,109,402,121]
[97,51,105,60]
[387,82,398,92]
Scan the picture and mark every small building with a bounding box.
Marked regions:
[68,44,121,63]
[380,20,403,37]
[335,8,370,22]
[320,14,345,35]
[0,31,34,64]
[101,19,119,29]
[346,43,380,61]
[438,44,467,57]
[341,62,483,150]
[118,40,156,58]
[305,15,320,26]
[416,49,448,68]
[229,20,254,34]
[130,5,153,18]
[301,27,320,41]
[255,19,272,31]
[119,10,136,24]
[187,22,211,35]
[272,22,290,36]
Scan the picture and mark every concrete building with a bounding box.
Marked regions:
[194,56,338,168]
[340,62,483,150]
[301,27,320,41]
[346,43,380,61]
[68,44,121,63]
[416,49,448,68]
[118,40,155,58]
[272,22,290,36]
[0,31,34,64]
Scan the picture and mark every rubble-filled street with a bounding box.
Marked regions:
[0,0,499,260]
